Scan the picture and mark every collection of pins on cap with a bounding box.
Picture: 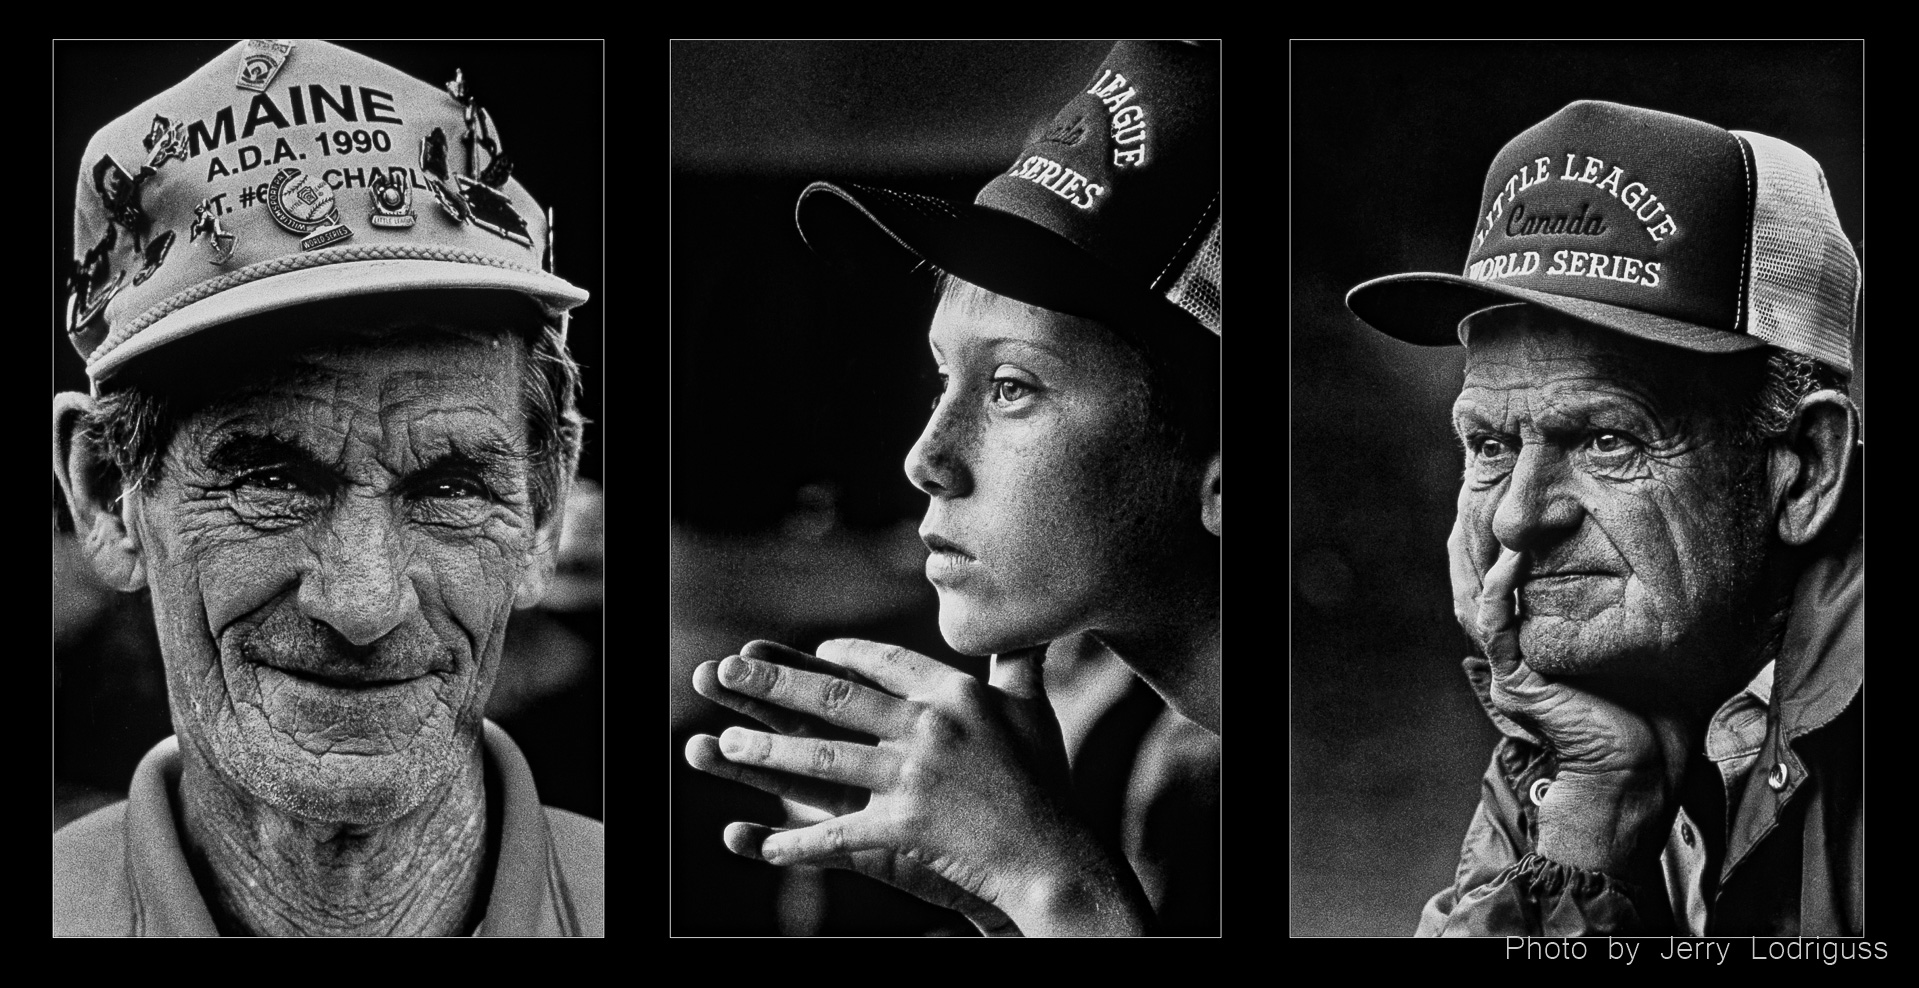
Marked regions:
[68,42,556,345]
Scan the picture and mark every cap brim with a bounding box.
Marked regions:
[795,181,1207,348]
[88,259,589,381]
[1345,271,1771,355]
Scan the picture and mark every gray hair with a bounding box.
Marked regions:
[81,319,584,527]
[1736,348,1851,450]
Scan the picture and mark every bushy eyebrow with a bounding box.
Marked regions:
[1450,391,1664,440]
[205,428,527,483]
[205,431,325,474]
[420,431,528,483]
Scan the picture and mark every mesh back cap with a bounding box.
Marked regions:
[1345,100,1858,375]
[1737,131,1858,371]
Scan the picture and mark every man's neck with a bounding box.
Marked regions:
[177,743,491,937]
[1091,602,1221,736]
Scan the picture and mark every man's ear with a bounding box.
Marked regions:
[1201,451,1221,537]
[53,392,147,592]
[1767,390,1856,547]
[515,474,573,609]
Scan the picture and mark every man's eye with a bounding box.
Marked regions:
[240,469,300,492]
[1470,437,1512,460]
[929,372,948,410]
[420,479,485,500]
[992,378,1034,404]
[1587,431,1636,455]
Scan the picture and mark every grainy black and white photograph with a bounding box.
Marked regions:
[1290,41,1863,941]
[670,40,1221,936]
[53,39,605,936]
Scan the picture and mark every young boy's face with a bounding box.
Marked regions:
[907,277,1205,656]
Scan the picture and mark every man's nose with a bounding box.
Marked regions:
[903,401,972,499]
[297,499,419,646]
[1491,443,1582,551]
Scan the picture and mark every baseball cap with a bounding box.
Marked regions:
[1345,100,1858,374]
[65,40,588,387]
[794,40,1219,351]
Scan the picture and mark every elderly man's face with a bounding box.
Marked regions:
[123,309,541,825]
[906,279,1201,655]
[1452,308,1772,684]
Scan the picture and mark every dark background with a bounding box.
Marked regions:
[53,41,605,829]
[1288,41,1861,936]
[669,40,1126,935]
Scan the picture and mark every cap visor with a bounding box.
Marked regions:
[796,181,1204,344]
[89,258,588,381]
[1345,272,1770,355]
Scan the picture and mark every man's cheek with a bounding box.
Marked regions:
[419,536,522,644]
[1456,490,1503,563]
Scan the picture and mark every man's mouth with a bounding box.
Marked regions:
[1525,570,1615,582]
[268,665,431,689]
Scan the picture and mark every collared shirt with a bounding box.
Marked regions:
[54,720,603,936]
[1663,660,1773,935]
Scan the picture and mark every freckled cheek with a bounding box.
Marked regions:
[990,441,1141,594]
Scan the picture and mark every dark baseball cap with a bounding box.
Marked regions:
[1346,100,1857,373]
[795,40,1219,351]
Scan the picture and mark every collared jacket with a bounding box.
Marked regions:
[1417,535,1862,936]
[53,720,603,936]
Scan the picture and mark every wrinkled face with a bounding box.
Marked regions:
[1453,308,1773,684]
[125,317,540,825]
[906,280,1196,655]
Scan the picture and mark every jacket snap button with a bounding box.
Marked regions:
[1529,778,1551,806]
[1768,762,1790,791]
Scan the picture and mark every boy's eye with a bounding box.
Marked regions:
[993,378,1033,403]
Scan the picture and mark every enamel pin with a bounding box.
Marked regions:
[236,40,294,92]
[445,69,513,188]
[421,127,469,225]
[457,179,532,248]
[67,224,124,347]
[143,115,188,170]
[368,169,417,228]
[543,206,556,273]
[91,154,153,250]
[266,167,352,250]
[191,197,237,264]
[131,230,175,286]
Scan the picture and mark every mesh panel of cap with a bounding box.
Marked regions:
[1735,131,1858,374]
[1166,216,1221,335]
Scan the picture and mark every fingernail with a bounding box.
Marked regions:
[720,728,745,756]
[720,655,753,687]
[759,839,780,864]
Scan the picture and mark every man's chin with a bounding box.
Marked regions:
[207,716,468,825]
[1515,615,1645,677]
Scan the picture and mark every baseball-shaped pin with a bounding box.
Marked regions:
[267,168,339,234]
